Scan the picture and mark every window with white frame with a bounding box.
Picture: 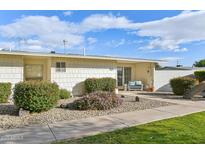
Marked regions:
[56,62,66,72]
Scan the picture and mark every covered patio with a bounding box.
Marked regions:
[116,61,155,91]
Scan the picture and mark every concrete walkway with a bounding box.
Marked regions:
[0,95,205,144]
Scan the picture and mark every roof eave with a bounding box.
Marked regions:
[0,50,163,63]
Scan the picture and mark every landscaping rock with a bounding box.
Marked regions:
[121,95,138,102]
[120,95,125,98]
[60,104,67,108]
[18,108,30,117]
[135,96,140,102]
[0,97,174,130]
[184,81,205,99]
[201,91,205,98]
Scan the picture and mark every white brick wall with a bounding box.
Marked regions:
[51,58,117,95]
[0,56,23,86]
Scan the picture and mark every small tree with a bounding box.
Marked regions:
[193,59,205,67]
[155,63,162,70]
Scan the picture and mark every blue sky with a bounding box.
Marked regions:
[0,10,205,66]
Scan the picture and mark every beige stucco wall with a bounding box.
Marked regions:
[51,58,117,95]
[51,58,155,95]
[0,54,156,94]
[24,57,50,81]
[0,55,24,86]
[135,62,155,89]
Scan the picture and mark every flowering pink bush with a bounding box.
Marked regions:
[72,91,122,110]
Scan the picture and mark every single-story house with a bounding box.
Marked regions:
[0,50,162,95]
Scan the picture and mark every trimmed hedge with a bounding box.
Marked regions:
[194,70,205,82]
[84,77,116,93]
[59,89,71,99]
[71,91,122,110]
[170,77,197,95]
[13,81,59,112]
[0,82,12,103]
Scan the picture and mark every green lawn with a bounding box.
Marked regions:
[55,111,205,144]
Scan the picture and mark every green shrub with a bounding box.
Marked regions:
[84,77,116,93]
[194,70,205,82]
[0,83,12,103]
[71,91,122,110]
[13,81,59,112]
[59,89,71,99]
[170,77,197,95]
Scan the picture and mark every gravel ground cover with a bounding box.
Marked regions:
[0,97,175,130]
[137,92,205,101]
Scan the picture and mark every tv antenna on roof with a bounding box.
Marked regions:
[177,60,179,66]
[63,40,68,53]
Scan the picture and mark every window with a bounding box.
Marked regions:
[56,62,66,72]
[25,64,43,80]
[124,67,131,84]
[117,67,132,86]
[117,67,123,86]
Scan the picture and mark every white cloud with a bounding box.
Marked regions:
[0,16,73,37]
[0,41,16,49]
[0,16,84,51]
[0,14,132,51]
[127,40,143,45]
[0,40,51,52]
[87,37,97,45]
[0,14,133,51]
[160,57,183,61]
[0,11,205,52]
[106,39,126,48]
[160,57,184,66]
[24,39,43,46]
[135,11,205,51]
[127,31,138,35]
[63,11,73,16]
[179,10,193,15]
[80,14,134,32]
[145,39,188,52]
[81,11,205,51]
[20,45,50,52]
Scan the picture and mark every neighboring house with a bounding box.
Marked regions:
[0,50,161,95]
[155,66,205,92]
